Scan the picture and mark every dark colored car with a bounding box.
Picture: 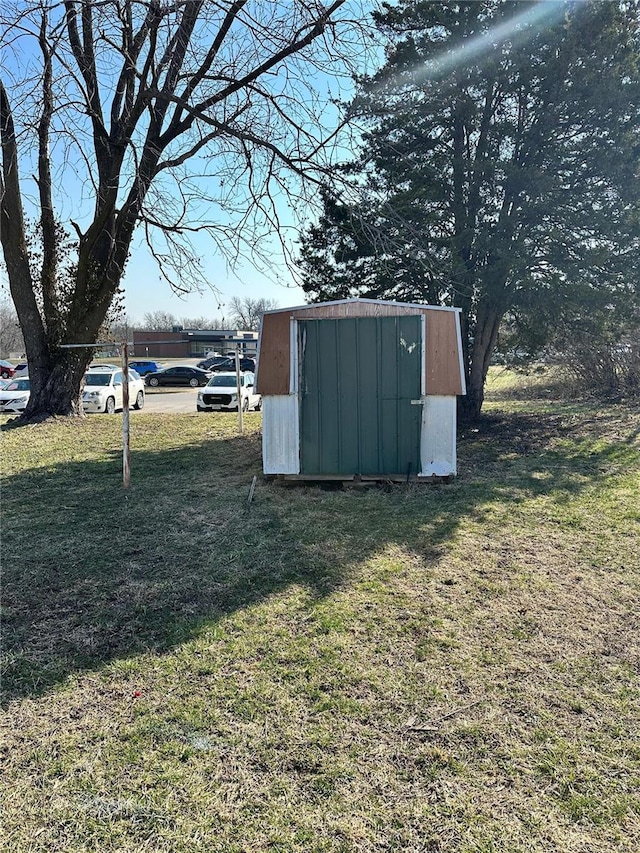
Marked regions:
[129,359,164,376]
[0,360,16,379]
[145,366,212,387]
[196,355,233,371]
[198,355,256,373]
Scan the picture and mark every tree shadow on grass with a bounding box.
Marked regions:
[2,408,638,704]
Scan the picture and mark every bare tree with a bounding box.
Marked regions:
[138,311,226,330]
[229,295,278,330]
[180,315,226,330]
[140,311,179,332]
[0,0,367,417]
[106,313,136,344]
[0,296,24,356]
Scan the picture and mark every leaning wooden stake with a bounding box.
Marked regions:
[248,475,257,505]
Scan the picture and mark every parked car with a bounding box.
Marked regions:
[82,368,145,414]
[129,359,163,376]
[0,359,17,379]
[13,362,29,377]
[0,376,30,413]
[145,365,212,387]
[197,355,256,373]
[196,355,233,371]
[88,363,120,371]
[197,371,262,412]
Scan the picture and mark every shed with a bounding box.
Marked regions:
[255,298,466,480]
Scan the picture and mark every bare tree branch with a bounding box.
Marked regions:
[0,0,371,417]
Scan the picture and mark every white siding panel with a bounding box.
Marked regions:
[262,395,300,474]
[420,396,457,477]
[455,311,467,395]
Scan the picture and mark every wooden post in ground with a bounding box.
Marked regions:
[236,344,244,434]
[122,341,131,489]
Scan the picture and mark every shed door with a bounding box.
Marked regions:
[299,316,422,476]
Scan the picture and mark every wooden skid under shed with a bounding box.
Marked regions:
[267,473,454,485]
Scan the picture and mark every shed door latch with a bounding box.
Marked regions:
[410,399,427,406]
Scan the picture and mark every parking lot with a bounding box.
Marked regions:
[132,357,259,414]
[141,387,200,414]
[0,359,258,416]
[141,387,259,415]
[140,383,261,415]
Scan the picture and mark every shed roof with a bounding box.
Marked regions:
[262,297,462,317]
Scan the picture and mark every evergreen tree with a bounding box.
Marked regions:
[298,1,640,418]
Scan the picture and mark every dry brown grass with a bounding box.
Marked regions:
[1,379,639,852]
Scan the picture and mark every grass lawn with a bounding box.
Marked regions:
[2,372,639,852]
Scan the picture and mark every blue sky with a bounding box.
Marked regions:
[119,213,306,323]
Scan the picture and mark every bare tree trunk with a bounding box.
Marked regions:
[2,73,95,416]
[26,350,88,418]
[460,298,504,421]
[1,81,55,401]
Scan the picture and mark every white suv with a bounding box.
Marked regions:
[82,369,145,414]
[197,371,262,412]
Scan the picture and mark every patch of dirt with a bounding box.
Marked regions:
[459,412,570,453]
[459,408,640,456]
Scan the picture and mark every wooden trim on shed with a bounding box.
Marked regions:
[425,311,464,396]
[255,312,291,395]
